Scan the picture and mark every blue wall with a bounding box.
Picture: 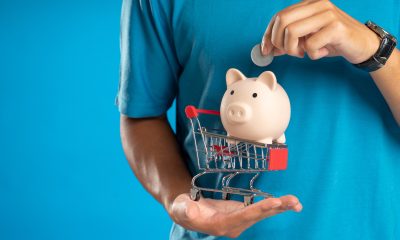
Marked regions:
[0,1,173,239]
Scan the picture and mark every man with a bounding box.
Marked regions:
[117,0,400,239]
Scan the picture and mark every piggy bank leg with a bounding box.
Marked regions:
[276,133,286,144]
[226,134,238,145]
[259,137,273,145]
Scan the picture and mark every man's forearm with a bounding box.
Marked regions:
[120,114,192,214]
[370,48,400,125]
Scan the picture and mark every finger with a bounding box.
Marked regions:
[171,194,200,222]
[297,36,306,57]
[227,207,286,237]
[292,201,303,212]
[228,196,302,235]
[170,194,211,234]
[224,196,302,237]
[261,15,277,56]
[273,47,286,56]
[304,22,339,59]
[270,0,335,50]
[229,197,283,224]
[307,47,330,60]
[235,195,300,220]
[284,10,336,57]
[223,198,283,235]
[278,195,300,210]
[261,0,310,55]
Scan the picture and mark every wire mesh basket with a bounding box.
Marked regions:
[185,105,288,205]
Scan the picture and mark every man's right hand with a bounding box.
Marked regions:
[121,115,302,238]
[169,193,302,238]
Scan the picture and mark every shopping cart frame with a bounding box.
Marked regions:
[185,105,288,206]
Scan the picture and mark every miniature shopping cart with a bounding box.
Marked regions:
[185,105,288,206]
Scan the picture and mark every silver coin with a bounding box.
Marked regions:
[251,44,274,67]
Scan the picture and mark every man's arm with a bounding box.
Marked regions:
[120,114,302,238]
[120,114,192,214]
[370,49,400,125]
[260,0,400,125]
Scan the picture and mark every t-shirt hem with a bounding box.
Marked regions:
[117,97,168,118]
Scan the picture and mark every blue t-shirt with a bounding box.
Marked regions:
[117,0,400,239]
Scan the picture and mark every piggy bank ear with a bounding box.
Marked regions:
[226,68,246,86]
[257,71,277,91]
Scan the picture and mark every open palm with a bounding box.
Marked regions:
[170,193,302,238]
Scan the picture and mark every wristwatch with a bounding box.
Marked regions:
[354,20,397,72]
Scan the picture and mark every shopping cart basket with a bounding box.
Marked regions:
[185,105,288,206]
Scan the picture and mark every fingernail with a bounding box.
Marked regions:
[294,205,302,212]
[286,202,298,210]
[261,44,268,56]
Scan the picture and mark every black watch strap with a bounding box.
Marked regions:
[354,21,397,72]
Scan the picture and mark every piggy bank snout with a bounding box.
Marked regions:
[226,103,252,123]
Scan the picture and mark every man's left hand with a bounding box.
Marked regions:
[261,0,380,64]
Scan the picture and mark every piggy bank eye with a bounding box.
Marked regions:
[230,90,234,95]
[252,93,257,98]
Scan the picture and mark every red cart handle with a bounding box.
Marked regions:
[185,105,220,119]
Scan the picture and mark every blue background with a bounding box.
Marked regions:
[0,1,173,239]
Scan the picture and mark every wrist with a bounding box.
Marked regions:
[353,21,397,72]
[370,48,400,75]
[356,29,381,64]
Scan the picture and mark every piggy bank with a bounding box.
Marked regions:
[220,68,290,144]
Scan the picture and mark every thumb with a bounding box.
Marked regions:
[170,193,200,223]
[261,15,277,56]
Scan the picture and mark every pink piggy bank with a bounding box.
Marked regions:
[220,68,291,144]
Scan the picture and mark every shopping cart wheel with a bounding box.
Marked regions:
[244,195,254,206]
[190,188,201,201]
[222,192,231,200]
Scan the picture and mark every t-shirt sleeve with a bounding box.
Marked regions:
[116,0,181,118]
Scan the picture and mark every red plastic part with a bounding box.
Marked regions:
[268,148,288,170]
[185,105,220,119]
[185,105,199,118]
[196,109,220,116]
[212,145,235,156]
